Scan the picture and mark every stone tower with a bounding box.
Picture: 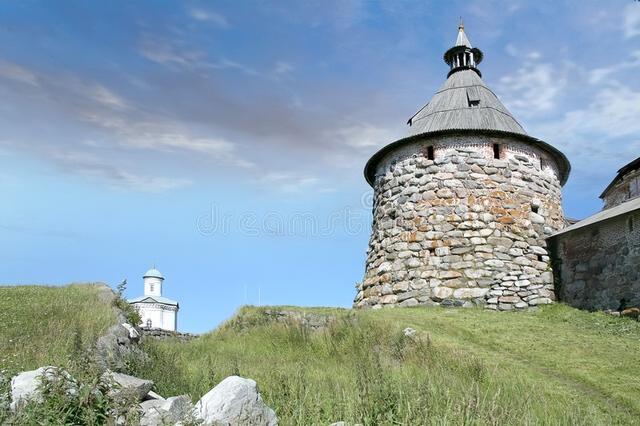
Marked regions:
[355,24,571,310]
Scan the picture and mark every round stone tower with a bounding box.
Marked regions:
[355,24,571,311]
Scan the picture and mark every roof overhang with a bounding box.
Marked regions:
[599,156,640,199]
[363,129,571,187]
[549,196,640,238]
[129,296,178,307]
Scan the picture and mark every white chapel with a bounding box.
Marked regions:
[128,267,179,331]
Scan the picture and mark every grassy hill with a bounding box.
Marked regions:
[1,285,640,424]
[133,305,640,425]
[0,284,118,375]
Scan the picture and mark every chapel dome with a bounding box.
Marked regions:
[143,268,164,279]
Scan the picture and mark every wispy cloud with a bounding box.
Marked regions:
[535,82,640,181]
[588,50,640,84]
[273,61,294,76]
[137,35,257,75]
[207,58,258,76]
[498,60,565,117]
[80,110,255,169]
[89,84,129,110]
[188,8,230,29]
[260,171,325,193]
[138,36,204,67]
[333,123,397,149]
[0,60,258,189]
[0,60,39,86]
[624,3,640,38]
[52,150,192,192]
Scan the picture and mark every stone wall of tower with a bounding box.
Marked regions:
[355,134,565,310]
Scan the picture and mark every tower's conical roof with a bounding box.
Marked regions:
[407,69,527,136]
[408,25,525,136]
[363,24,571,187]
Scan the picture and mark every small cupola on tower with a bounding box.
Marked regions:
[143,267,164,297]
[443,21,483,77]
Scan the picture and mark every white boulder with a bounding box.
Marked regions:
[10,366,76,411]
[121,323,140,340]
[194,376,277,425]
[141,395,195,426]
[403,327,417,337]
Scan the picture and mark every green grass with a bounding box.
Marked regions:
[0,284,117,375]
[133,304,640,425]
[2,286,639,424]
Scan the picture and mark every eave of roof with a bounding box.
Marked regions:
[599,156,640,199]
[128,295,178,306]
[363,128,571,187]
[550,196,640,237]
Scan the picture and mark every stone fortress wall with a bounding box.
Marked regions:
[549,209,640,310]
[354,133,565,310]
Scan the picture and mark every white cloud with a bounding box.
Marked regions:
[90,84,129,110]
[137,36,257,76]
[588,50,640,84]
[534,83,640,180]
[498,62,565,116]
[541,83,640,141]
[188,8,230,29]
[261,171,322,193]
[138,36,204,67]
[273,61,294,75]
[0,60,39,86]
[51,150,192,192]
[333,123,397,148]
[80,110,255,168]
[207,58,258,76]
[624,3,640,38]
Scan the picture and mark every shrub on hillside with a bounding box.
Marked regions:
[4,366,140,425]
[115,279,141,327]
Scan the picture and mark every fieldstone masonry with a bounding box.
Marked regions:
[355,134,564,310]
[549,210,640,311]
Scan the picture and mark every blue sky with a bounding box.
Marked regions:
[1,1,639,332]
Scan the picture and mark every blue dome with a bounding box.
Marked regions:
[143,268,164,279]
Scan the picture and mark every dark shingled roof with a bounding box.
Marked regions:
[363,25,571,188]
[407,69,527,136]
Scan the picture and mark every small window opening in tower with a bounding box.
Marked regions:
[537,254,544,262]
[493,144,501,159]
[531,204,539,214]
[628,216,634,232]
[150,284,154,292]
[427,146,434,160]
[146,319,152,328]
